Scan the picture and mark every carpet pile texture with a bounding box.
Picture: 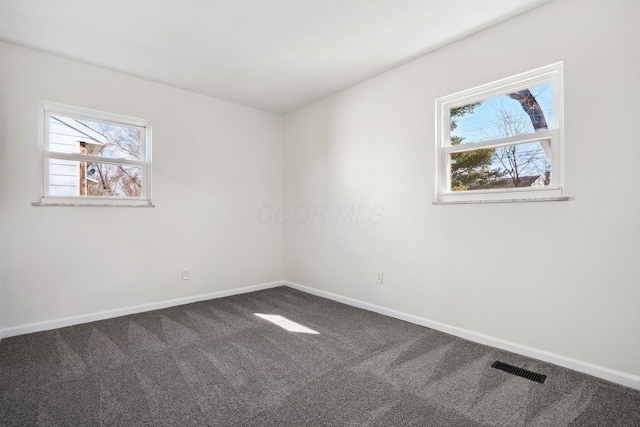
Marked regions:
[1,286,639,426]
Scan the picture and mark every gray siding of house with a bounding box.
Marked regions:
[48,117,83,196]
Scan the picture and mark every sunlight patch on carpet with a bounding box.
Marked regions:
[255,314,319,334]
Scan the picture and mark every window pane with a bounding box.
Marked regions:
[49,114,142,161]
[48,159,142,198]
[450,83,553,145]
[86,163,142,197]
[450,141,551,191]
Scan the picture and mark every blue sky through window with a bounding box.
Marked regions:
[451,82,553,144]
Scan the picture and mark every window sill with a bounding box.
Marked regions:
[33,199,154,207]
[433,196,570,205]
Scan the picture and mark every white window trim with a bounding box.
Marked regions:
[434,62,566,204]
[35,101,153,207]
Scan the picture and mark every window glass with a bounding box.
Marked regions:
[450,141,551,191]
[435,63,564,203]
[450,83,553,145]
[39,102,152,206]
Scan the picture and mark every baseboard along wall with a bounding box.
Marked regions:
[283,281,640,392]
[0,281,284,340]
[1,279,638,391]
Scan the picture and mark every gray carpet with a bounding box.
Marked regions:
[1,287,639,426]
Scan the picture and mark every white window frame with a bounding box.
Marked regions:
[36,101,153,207]
[435,62,565,204]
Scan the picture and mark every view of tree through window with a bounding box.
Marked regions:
[78,119,142,197]
[449,83,553,191]
[48,115,143,198]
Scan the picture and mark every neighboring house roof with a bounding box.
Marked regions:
[52,115,106,156]
[482,175,546,189]
[504,175,543,188]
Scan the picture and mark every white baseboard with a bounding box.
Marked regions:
[0,280,284,339]
[2,279,639,391]
[284,281,640,391]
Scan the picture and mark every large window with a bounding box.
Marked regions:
[435,63,565,203]
[37,102,152,206]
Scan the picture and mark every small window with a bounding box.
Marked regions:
[38,102,152,206]
[435,63,565,203]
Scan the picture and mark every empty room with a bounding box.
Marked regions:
[1,0,639,425]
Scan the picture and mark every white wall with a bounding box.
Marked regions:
[1,0,638,384]
[0,43,283,329]
[0,41,4,336]
[283,0,640,378]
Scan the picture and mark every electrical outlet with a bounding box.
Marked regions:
[182,269,190,281]
[376,270,384,284]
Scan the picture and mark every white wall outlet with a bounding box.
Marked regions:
[182,269,190,281]
[376,270,384,284]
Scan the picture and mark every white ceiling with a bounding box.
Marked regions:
[0,0,551,114]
